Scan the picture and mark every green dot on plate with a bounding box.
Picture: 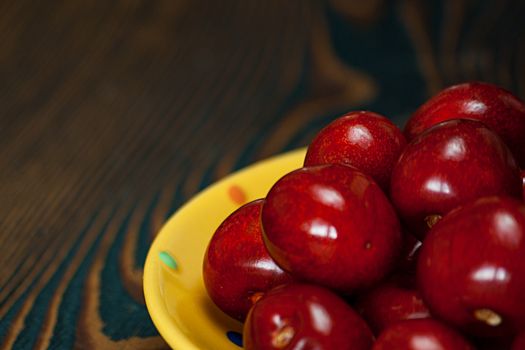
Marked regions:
[159,251,178,270]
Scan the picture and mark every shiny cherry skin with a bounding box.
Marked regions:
[356,277,430,334]
[261,164,402,294]
[372,319,475,350]
[243,283,374,350]
[304,111,406,190]
[390,119,521,239]
[203,199,294,321]
[404,81,525,167]
[417,196,525,338]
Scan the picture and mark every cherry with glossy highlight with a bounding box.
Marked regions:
[262,164,402,294]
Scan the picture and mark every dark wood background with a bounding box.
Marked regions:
[1,0,524,348]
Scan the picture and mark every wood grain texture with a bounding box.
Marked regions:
[0,0,524,349]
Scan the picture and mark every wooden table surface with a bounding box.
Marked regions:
[1,1,524,349]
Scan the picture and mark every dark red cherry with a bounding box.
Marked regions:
[404,81,525,167]
[512,331,525,350]
[390,119,521,239]
[356,278,430,334]
[372,319,475,350]
[261,164,402,294]
[417,196,525,338]
[304,111,406,190]
[203,199,294,321]
[244,283,374,350]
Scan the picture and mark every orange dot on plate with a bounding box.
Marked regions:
[228,185,246,205]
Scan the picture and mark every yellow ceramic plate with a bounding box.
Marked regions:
[144,148,306,349]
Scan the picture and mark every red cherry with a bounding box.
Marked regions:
[203,199,294,321]
[304,111,406,190]
[356,278,430,334]
[372,319,475,350]
[390,119,521,239]
[417,196,525,337]
[261,164,402,294]
[404,81,525,167]
[512,331,525,350]
[243,283,374,350]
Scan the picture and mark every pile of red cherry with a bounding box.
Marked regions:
[202,82,525,350]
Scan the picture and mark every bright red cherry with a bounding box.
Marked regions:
[261,164,402,294]
[372,319,475,350]
[356,278,430,334]
[243,283,374,350]
[404,81,525,167]
[203,199,294,321]
[417,196,525,338]
[304,111,406,190]
[390,119,521,239]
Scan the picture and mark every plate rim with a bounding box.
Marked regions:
[143,148,306,349]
